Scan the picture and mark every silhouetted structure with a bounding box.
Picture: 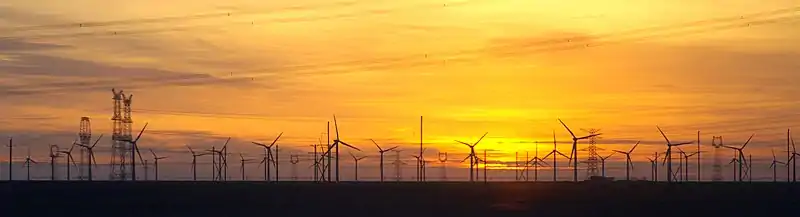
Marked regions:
[613,141,640,180]
[57,144,77,180]
[372,140,398,182]
[110,89,134,181]
[78,117,92,180]
[582,128,602,178]
[455,132,487,182]
[560,120,601,182]
[76,134,103,181]
[252,133,282,182]
[722,134,754,182]
[656,126,693,183]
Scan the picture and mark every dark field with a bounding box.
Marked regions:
[3,181,799,217]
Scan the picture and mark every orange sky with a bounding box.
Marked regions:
[1,0,800,180]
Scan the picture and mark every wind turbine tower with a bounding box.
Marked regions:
[581,128,601,178]
[712,136,724,182]
[290,155,300,181]
[438,152,448,181]
[110,89,134,180]
[78,117,91,180]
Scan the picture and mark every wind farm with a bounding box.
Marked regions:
[3,0,800,216]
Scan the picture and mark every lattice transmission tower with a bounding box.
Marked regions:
[581,128,601,178]
[392,150,405,182]
[711,136,724,182]
[110,89,133,180]
[78,117,91,180]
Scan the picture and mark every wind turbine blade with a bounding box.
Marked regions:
[567,143,577,165]
[613,150,627,154]
[460,155,471,163]
[656,126,671,144]
[628,158,635,170]
[269,132,283,147]
[455,140,471,147]
[772,149,776,159]
[91,153,97,167]
[349,152,356,159]
[384,146,399,152]
[661,149,670,165]
[577,134,600,140]
[135,144,145,166]
[630,141,640,153]
[68,155,77,167]
[133,123,149,143]
[187,145,195,154]
[371,139,382,151]
[340,141,361,151]
[556,151,569,159]
[333,115,340,141]
[558,119,576,138]
[91,134,103,148]
[741,133,755,149]
[543,151,554,159]
[474,132,488,146]
[150,149,156,158]
[222,137,231,150]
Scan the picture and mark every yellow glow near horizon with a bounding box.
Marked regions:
[1,0,798,171]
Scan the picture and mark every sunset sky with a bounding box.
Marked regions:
[1,0,799,181]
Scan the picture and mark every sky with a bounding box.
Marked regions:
[1,0,799,181]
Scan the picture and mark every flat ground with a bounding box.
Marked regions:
[3,181,798,217]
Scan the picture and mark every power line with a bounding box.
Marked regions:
[0,0,481,40]
[0,1,365,33]
[2,8,798,97]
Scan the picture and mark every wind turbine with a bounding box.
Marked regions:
[770,149,786,182]
[559,119,601,182]
[252,132,282,182]
[149,149,168,181]
[239,153,255,181]
[207,138,231,181]
[598,152,615,178]
[330,116,361,182]
[58,143,78,181]
[76,134,103,181]
[789,136,800,182]
[646,152,661,181]
[728,156,739,181]
[371,139,398,182]
[187,145,207,181]
[23,147,37,181]
[411,148,429,182]
[657,126,694,183]
[543,131,569,182]
[722,134,754,182]
[349,152,367,181]
[411,155,422,182]
[122,123,149,181]
[527,142,549,182]
[455,132,488,182]
[613,141,640,180]
[48,145,61,181]
[680,148,701,182]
